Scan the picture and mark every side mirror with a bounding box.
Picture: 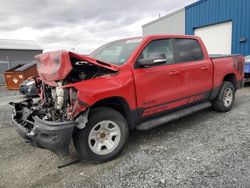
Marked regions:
[138,53,167,67]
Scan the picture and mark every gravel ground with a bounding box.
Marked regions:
[0,86,249,188]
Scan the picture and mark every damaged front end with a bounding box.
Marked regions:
[11,98,75,156]
[10,51,118,156]
[10,83,88,156]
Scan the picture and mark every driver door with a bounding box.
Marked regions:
[133,39,188,118]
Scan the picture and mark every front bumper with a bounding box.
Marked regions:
[12,106,75,156]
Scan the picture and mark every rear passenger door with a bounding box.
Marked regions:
[173,38,213,101]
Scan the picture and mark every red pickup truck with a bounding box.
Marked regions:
[11,35,245,163]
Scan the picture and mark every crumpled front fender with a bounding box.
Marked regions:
[63,70,137,110]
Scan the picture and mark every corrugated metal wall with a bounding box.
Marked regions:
[0,49,42,84]
[0,49,42,61]
[142,9,185,35]
[185,0,250,56]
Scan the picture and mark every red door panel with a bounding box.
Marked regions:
[178,59,213,97]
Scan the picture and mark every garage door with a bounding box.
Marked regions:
[194,21,232,54]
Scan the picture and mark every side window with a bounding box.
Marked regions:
[175,39,203,63]
[138,39,174,65]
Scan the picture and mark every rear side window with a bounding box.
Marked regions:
[175,39,203,63]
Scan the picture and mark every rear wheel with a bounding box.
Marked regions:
[73,107,129,163]
[212,81,235,112]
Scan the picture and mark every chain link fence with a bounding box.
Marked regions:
[0,59,35,85]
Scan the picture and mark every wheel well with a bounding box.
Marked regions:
[223,73,237,89]
[91,97,136,129]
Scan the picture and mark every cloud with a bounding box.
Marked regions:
[0,0,197,53]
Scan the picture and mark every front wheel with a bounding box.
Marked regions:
[73,107,129,163]
[212,81,235,112]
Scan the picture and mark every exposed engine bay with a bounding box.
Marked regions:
[40,62,112,120]
[14,60,115,124]
[65,58,114,83]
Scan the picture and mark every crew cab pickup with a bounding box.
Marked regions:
[10,35,245,163]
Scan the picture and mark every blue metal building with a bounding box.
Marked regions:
[185,0,250,56]
[142,0,250,56]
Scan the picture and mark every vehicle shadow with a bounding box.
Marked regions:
[126,108,213,151]
[67,108,212,167]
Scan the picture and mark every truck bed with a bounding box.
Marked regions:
[209,54,245,90]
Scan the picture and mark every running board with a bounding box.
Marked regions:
[136,102,212,131]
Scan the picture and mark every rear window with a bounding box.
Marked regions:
[175,39,203,63]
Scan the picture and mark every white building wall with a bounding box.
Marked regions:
[142,9,185,36]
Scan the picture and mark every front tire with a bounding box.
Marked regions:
[73,107,129,163]
[212,81,235,112]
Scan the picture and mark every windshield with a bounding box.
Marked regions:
[90,38,142,65]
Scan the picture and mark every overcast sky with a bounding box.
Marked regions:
[0,0,197,53]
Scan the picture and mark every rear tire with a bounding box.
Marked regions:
[212,81,235,112]
[73,107,129,163]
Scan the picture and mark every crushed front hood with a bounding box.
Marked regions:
[35,51,119,83]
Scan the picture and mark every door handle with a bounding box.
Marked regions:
[169,70,180,76]
[201,66,210,70]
